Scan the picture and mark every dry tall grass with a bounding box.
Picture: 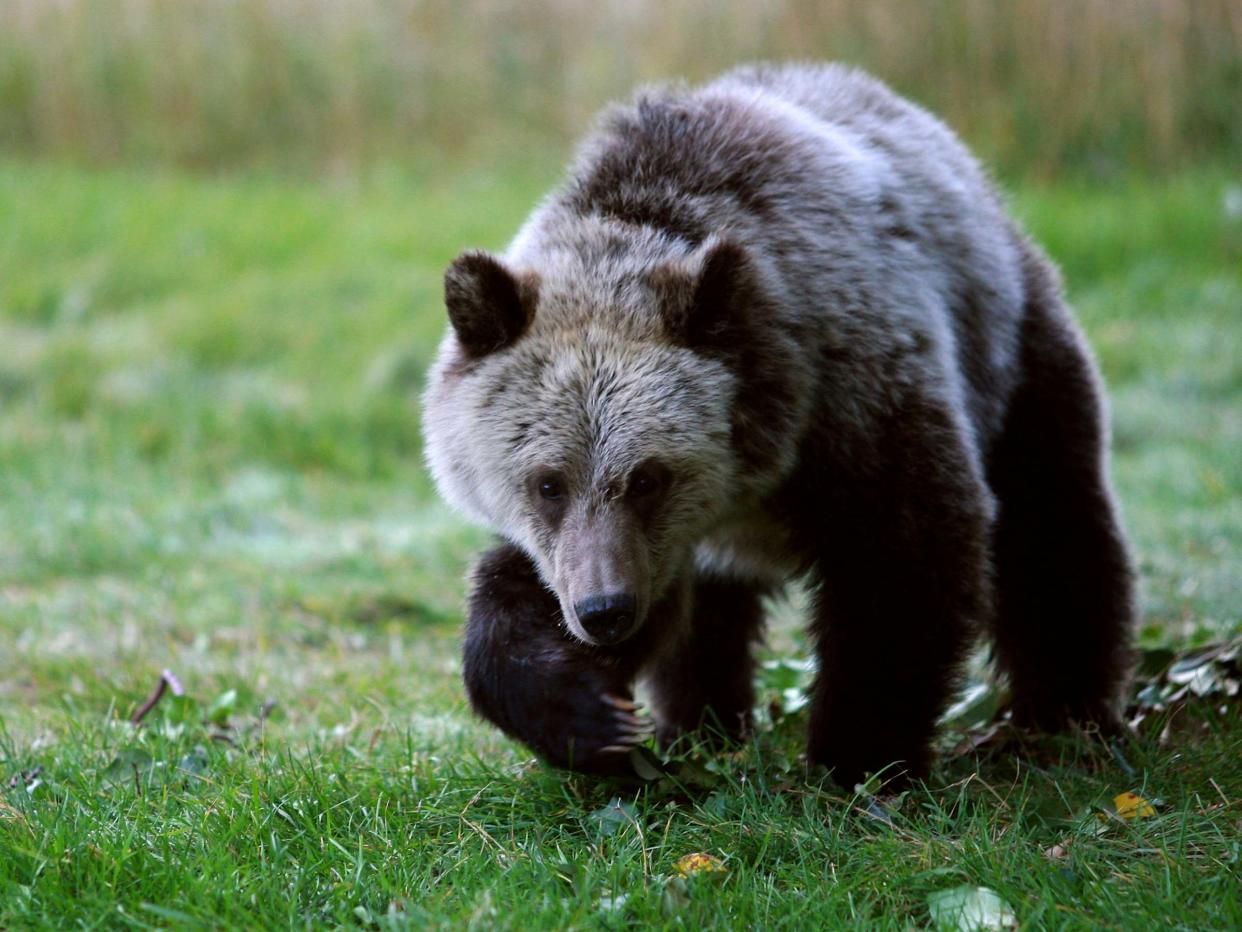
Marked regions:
[2,0,1239,176]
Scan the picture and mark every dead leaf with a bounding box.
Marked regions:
[673,852,728,878]
[1113,791,1156,819]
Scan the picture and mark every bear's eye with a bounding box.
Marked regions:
[537,474,565,502]
[627,462,669,500]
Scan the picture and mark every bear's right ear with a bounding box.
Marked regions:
[444,251,534,357]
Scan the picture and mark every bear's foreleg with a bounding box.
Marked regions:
[799,395,993,788]
[644,575,767,749]
[462,543,651,772]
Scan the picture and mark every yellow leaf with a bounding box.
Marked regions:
[1114,792,1156,819]
[674,852,728,878]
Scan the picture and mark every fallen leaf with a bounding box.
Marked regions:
[1113,791,1156,819]
[928,885,1017,931]
[673,852,727,878]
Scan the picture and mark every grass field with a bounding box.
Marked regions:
[1,160,1240,927]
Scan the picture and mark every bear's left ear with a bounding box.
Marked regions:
[658,237,759,351]
[444,251,535,357]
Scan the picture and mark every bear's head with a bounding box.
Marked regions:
[423,230,791,646]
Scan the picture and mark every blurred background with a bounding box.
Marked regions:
[2,0,1242,177]
[0,1,1239,734]
[3,0,1241,177]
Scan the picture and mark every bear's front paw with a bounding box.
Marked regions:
[530,683,655,773]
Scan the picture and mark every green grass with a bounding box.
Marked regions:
[1,161,1240,928]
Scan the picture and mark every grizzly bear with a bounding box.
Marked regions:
[422,63,1135,786]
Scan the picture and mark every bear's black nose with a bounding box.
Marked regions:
[574,593,637,645]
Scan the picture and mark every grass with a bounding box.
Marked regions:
[3,0,1240,178]
[1,159,1240,927]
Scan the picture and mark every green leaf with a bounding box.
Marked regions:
[1134,683,1166,708]
[162,694,202,724]
[673,759,723,791]
[758,658,815,716]
[588,797,639,837]
[781,687,811,714]
[1071,807,1112,838]
[928,885,1017,931]
[854,773,883,797]
[178,745,211,779]
[628,746,665,781]
[206,689,238,725]
[758,658,810,691]
[861,796,896,826]
[939,681,1001,729]
[100,749,155,786]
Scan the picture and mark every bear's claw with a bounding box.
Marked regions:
[602,693,642,713]
[596,694,655,756]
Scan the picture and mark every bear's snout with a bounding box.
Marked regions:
[573,593,637,646]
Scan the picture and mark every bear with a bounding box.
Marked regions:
[421,63,1135,787]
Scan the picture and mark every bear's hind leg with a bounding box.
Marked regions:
[644,575,766,749]
[986,265,1135,731]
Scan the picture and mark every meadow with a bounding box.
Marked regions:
[1,0,1241,926]
[1,159,1239,928]
[3,0,1240,178]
